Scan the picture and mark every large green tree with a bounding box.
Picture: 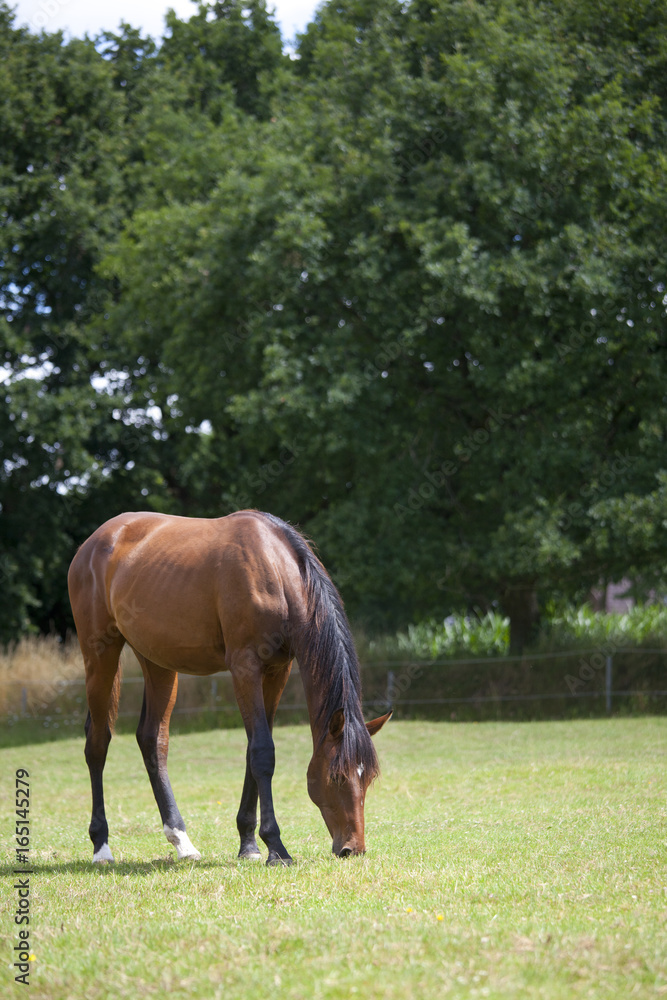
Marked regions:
[98,0,667,648]
[2,0,667,649]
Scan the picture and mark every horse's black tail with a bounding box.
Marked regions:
[259,512,379,783]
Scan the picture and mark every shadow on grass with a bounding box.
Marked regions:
[0,856,297,878]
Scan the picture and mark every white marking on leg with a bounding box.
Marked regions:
[164,825,201,860]
[93,843,114,863]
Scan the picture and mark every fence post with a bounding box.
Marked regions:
[605,656,613,716]
[21,686,27,717]
[386,670,395,709]
[211,678,217,710]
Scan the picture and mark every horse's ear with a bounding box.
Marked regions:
[329,709,345,740]
[366,710,393,737]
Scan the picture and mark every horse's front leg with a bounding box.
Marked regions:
[236,750,261,860]
[236,664,292,861]
[231,651,293,866]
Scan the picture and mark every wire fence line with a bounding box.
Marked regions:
[155,687,667,719]
[3,646,666,686]
[1,646,666,726]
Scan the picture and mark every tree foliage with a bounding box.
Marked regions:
[1,0,666,648]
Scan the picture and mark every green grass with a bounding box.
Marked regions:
[1,719,666,999]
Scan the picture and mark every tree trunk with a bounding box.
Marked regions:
[501,586,540,656]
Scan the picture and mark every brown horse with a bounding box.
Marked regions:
[68,509,391,865]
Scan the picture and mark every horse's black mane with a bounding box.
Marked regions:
[258,511,379,785]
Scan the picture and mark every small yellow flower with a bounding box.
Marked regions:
[406,907,413,913]
[216,801,222,805]
[436,914,444,921]
[29,954,36,961]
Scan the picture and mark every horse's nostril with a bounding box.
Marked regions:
[339,846,352,858]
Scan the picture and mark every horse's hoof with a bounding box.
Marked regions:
[92,844,114,864]
[238,851,262,861]
[178,850,202,861]
[266,852,293,867]
[164,826,201,860]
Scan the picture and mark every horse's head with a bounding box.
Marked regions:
[307,709,392,857]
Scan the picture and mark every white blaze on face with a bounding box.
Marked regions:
[358,763,364,806]
[164,825,201,860]
[92,843,114,863]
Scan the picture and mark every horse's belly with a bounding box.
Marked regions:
[126,633,227,675]
[112,576,227,674]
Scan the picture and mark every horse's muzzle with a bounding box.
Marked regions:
[334,844,365,858]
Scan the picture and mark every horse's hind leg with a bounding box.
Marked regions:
[83,636,125,863]
[236,664,292,860]
[134,656,200,861]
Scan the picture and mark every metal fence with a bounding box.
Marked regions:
[2,647,666,731]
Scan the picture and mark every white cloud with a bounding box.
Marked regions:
[10,0,320,44]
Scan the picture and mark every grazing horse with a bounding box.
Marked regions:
[67,509,391,865]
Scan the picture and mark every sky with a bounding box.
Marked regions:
[10,0,321,46]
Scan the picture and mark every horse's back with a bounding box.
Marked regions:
[69,511,305,673]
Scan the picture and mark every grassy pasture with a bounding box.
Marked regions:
[1,718,666,999]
